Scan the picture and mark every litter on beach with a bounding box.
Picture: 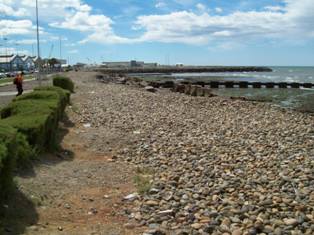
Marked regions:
[83,123,91,128]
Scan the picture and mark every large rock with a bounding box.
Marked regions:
[196,86,205,96]
[184,84,191,95]
[145,86,157,93]
[173,84,185,93]
[189,85,197,96]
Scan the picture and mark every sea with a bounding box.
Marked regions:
[160,66,314,112]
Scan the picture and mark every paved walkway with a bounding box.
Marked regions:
[0,90,32,97]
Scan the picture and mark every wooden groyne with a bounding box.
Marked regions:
[148,81,314,89]
[97,66,272,74]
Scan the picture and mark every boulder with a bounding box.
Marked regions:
[196,86,205,96]
[145,86,157,93]
[184,85,191,95]
[190,85,197,96]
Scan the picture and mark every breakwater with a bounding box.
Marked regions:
[148,80,314,89]
[97,66,272,74]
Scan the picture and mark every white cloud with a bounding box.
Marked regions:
[13,39,48,45]
[196,3,207,12]
[264,6,284,12]
[0,3,29,17]
[51,9,130,44]
[215,7,223,13]
[65,42,78,47]
[155,1,167,9]
[0,47,29,55]
[1,0,313,47]
[50,11,113,32]
[133,0,314,45]
[212,30,232,37]
[0,20,34,36]
[68,49,79,54]
[0,0,131,44]
[14,39,37,45]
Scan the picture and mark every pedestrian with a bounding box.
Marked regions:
[14,71,24,96]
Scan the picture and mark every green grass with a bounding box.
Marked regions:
[1,87,69,151]
[53,76,74,93]
[34,86,70,106]
[133,167,154,195]
[0,85,71,212]
[133,174,152,195]
[0,128,16,201]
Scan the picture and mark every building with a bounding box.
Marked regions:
[21,55,35,70]
[0,54,24,72]
[57,59,67,65]
[130,60,144,67]
[31,56,42,67]
[143,63,158,68]
[102,60,158,68]
[102,61,130,68]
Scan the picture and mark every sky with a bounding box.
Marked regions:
[0,0,314,66]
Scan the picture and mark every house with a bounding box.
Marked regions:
[21,55,35,70]
[31,56,42,67]
[0,55,24,72]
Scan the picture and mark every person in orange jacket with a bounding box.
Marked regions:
[14,71,24,96]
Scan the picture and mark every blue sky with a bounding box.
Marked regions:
[1,0,314,66]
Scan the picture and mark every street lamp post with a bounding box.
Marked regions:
[4,37,8,72]
[36,0,41,84]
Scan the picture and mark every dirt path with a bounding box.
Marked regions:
[2,72,143,235]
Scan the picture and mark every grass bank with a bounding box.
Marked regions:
[0,75,74,210]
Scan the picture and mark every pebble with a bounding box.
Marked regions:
[232,229,242,235]
[123,223,136,229]
[283,218,299,226]
[124,193,139,201]
[191,223,203,229]
[76,79,314,234]
[145,200,159,206]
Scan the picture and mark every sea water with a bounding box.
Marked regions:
[170,66,314,112]
[171,66,314,83]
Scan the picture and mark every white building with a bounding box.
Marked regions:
[21,55,35,70]
[102,60,158,68]
[0,55,24,72]
[102,61,130,68]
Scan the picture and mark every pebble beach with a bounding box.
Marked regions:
[73,73,314,235]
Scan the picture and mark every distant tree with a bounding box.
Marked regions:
[48,58,59,68]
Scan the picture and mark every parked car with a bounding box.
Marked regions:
[0,73,6,78]
[6,71,17,77]
[23,71,31,75]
